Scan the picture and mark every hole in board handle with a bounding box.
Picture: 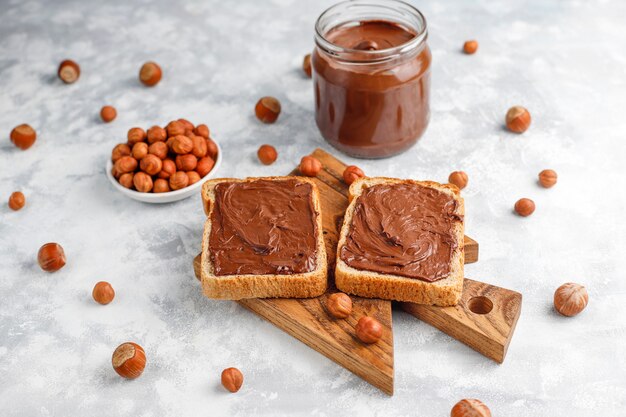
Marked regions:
[467,296,494,315]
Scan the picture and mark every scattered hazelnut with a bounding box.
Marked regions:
[133,172,153,193]
[463,40,478,54]
[10,124,37,150]
[158,159,177,179]
[178,118,194,133]
[194,124,210,139]
[505,106,531,133]
[451,399,491,417]
[186,171,201,185]
[166,121,185,138]
[255,96,281,124]
[118,173,134,189]
[8,191,25,211]
[299,156,322,177]
[148,141,168,159]
[111,143,131,162]
[140,154,163,176]
[131,142,149,160]
[100,106,117,123]
[169,171,189,190]
[355,316,383,344]
[326,293,352,319]
[302,54,312,77]
[147,126,167,144]
[221,367,244,393]
[153,178,170,193]
[191,135,208,158]
[514,198,535,217]
[170,135,194,154]
[127,127,147,145]
[38,243,66,272]
[115,156,138,174]
[112,342,146,379]
[257,144,278,165]
[539,169,557,188]
[139,62,162,87]
[176,154,197,171]
[448,171,468,190]
[206,138,218,159]
[92,281,115,305]
[554,283,588,317]
[196,157,215,178]
[57,60,80,84]
[343,165,365,185]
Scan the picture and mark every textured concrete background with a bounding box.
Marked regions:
[1,0,625,415]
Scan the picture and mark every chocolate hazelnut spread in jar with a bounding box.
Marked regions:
[313,0,431,158]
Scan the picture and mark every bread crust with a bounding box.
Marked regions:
[335,177,464,306]
[200,176,327,299]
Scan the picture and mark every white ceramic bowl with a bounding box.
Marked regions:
[106,140,222,203]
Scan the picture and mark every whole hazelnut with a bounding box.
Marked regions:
[131,142,149,160]
[92,281,115,305]
[299,156,322,177]
[206,138,218,159]
[111,165,122,179]
[169,171,189,190]
[170,135,194,154]
[539,169,557,188]
[186,171,201,185]
[221,367,244,393]
[112,342,146,379]
[153,178,171,193]
[505,106,531,133]
[8,191,26,211]
[58,60,80,84]
[140,154,163,176]
[148,141,168,160]
[100,106,117,123]
[176,154,197,171]
[115,156,138,174]
[139,61,162,87]
[514,198,535,217]
[255,96,281,124]
[302,54,312,77]
[10,124,37,150]
[118,173,134,189]
[257,144,278,165]
[38,243,66,272]
[158,159,177,179]
[463,40,478,54]
[147,126,167,144]
[111,143,131,162]
[554,283,588,317]
[448,171,468,190]
[326,292,352,319]
[343,165,365,185]
[178,118,194,133]
[133,172,153,193]
[166,121,185,138]
[355,316,383,344]
[191,135,208,158]
[451,399,491,417]
[194,124,210,139]
[127,127,147,145]
[196,157,215,178]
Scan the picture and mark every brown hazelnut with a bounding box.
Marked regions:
[140,154,162,176]
[112,143,131,162]
[153,178,170,193]
[8,191,25,211]
[139,61,162,87]
[343,165,365,185]
[10,124,37,150]
[186,171,201,185]
[257,144,278,165]
[38,243,66,272]
[448,171,468,190]
[100,105,117,123]
[92,281,115,305]
[463,40,478,54]
[177,118,194,133]
[194,124,210,139]
[539,169,557,188]
[131,142,149,160]
[191,135,208,158]
[112,342,146,379]
[554,283,588,317]
[176,154,197,171]
[514,198,535,217]
[302,54,312,77]
[451,399,491,417]
[355,316,383,344]
[111,165,122,179]
[221,367,244,393]
[118,173,134,189]
[133,172,153,193]
[115,156,138,174]
[505,106,531,133]
[58,60,80,84]
[147,126,167,144]
[170,135,194,154]
[299,156,322,177]
[166,121,185,138]
[255,96,281,124]
[326,293,352,319]
[169,171,189,190]
[148,141,168,160]
[158,159,176,179]
[206,138,219,159]
[127,127,147,145]
[196,157,215,178]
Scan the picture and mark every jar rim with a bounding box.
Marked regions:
[314,0,428,63]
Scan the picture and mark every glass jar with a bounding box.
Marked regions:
[313,0,431,159]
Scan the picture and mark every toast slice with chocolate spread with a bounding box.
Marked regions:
[200,176,327,300]
[335,177,464,306]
